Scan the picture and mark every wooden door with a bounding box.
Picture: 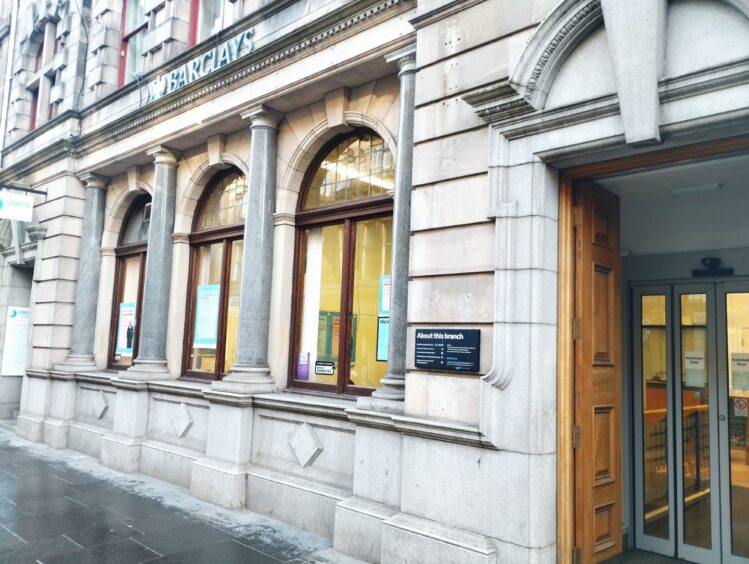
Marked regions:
[574,181,622,562]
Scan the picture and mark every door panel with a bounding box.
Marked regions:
[633,287,675,554]
[718,284,749,563]
[575,182,622,562]
[674,286,720,563]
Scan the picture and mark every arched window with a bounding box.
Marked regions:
[109,195,151,368]
[184,169,246,380]
[290,131,395,394]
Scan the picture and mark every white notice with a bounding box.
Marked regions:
[684,351,706,387]
[732,353,749,391]
[1,307,30,375]
[734,398,748,418]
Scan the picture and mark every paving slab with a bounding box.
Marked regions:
[0,428,361,564]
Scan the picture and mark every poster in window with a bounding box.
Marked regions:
[732,353,749,391]
[1,307,30,376]
[115,302,137,357]
[684,351,706,387]
[379,275,392,316]
[376,316,389,362]
[193,284,220,348]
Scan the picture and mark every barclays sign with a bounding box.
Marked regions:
[146,28,255,103]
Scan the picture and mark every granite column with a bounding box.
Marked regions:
[56,173,108,372]
[128,146,179,379]
[369,45,417,412]
[214,106,282,394]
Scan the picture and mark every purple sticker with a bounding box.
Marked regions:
[296,352,310,380]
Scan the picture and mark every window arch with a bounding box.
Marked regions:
[290,130,395,395]
[109,194,151,368]
[184,168,246,380]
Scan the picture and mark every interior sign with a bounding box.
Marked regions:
[147,28,255,103]
[0,190,33,222]
[415,329,480,373]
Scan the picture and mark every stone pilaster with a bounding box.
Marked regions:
[127,146,179,380]
[55,173,108,373]
[213,106,283,395]
[368,45,417,413]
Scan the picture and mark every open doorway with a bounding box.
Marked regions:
[561,139,749,563]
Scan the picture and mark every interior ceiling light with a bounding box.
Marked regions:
[671,182,721,196]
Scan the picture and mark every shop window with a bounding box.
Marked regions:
[109,195,151,369]
[184,169,246,380]
[189,0,234,46]
[119,0,146,86]
[290,131,395,395]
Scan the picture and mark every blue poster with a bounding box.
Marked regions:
[194,284,220,348]
[376,317,389,362]
[115,302,137,356]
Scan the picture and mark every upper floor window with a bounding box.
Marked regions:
[184,169,247,380]
[34,42,44,73]
[119,0,147,86]
[290,131,395,395]
[189,0,235,46]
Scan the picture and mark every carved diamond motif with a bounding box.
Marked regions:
[171,403,193,439]
[289,423,323,468]
[93,390,108,420]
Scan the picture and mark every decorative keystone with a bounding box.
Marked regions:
[172,402,193,438]
[93,390,109,420]
[289,423,323,468]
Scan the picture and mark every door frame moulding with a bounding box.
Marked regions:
[556,133,749,563]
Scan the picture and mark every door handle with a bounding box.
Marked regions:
[719,414,727,421]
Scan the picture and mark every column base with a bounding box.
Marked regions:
[334,497,398,563]
[43,416,71,449]
[213,365,275,394]
[54,354,97,373]
[100,432,143,473]
[191,457,248,510]
[126,358,170,381]
[381,513,498,564]
[16,413,45,442]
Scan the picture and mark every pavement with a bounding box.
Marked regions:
[0,427,362,564]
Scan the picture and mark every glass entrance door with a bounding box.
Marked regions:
[633,281,749,563]
[718,285,749,563]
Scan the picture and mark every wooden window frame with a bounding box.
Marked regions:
[108,196,150,370]
[182,169,245,381]
[288,131,394,396]
[118,0,147,87]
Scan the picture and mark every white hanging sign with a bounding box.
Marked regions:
[1,307,30,376]
[0,191,33,222]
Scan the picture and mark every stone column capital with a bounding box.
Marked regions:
[79,173,109,190]
[172,232,190,244]
[146,145,181,165]
[386,44,417,75]
[240,105,284,129]
[100,246,116,257]
[26,224,47,242]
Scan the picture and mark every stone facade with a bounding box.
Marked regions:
[0,0,748,562]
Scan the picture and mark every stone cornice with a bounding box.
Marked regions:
[408,0,486,29]
[0,0,414,182]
